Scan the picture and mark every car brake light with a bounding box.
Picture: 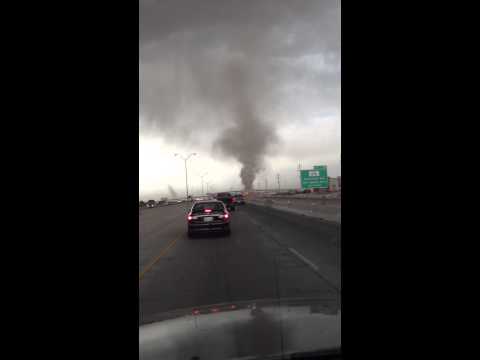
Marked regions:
[204,209,212,213]
[187,214,193,221]
[224,213,229,219]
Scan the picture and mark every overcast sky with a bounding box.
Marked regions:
[139,0,341,200]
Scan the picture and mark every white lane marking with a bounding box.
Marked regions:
[288,247,340,292]
[288,247,320,272]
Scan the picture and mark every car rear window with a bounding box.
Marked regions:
[192,202,225,213]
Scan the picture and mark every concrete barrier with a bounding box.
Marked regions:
[258,191,341,201]
[248,197,341,224]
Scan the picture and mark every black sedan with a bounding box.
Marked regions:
[187,200,231,237]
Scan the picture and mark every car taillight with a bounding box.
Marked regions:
[187,214,193,221]
[224,213,229,219]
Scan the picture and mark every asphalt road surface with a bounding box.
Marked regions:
[139,202,341,325]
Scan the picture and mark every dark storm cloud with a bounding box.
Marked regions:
[140,0,340,189]
[140,0,338,46]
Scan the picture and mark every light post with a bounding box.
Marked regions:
[297,163,302,191]
[174,152,197,199]
[206,181,214,194]
[198,172,208,195]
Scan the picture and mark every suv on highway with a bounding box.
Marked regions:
[146,200,156,208]
[187,200,231,237]
[215,192,236,211]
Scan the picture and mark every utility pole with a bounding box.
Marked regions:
[277,173,280,191]
[174,152,197,199]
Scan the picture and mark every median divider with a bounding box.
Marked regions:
[247,197,341,224]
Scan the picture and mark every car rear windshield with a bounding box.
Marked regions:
[192,202,225,214]
[217,193,231,197]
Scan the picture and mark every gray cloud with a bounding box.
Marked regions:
[140,0,340,189]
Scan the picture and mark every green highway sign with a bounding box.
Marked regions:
[313,165,327,173]
[300,165,328,189]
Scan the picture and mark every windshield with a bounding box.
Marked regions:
[139,0,341,358]
[192,202,225,214]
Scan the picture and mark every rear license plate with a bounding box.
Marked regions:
[203,217,213,222]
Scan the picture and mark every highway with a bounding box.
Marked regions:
[139,202,341,325]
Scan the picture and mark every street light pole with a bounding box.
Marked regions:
[198,172,208,195]
[174,152,197,199]
[297,163,302,190]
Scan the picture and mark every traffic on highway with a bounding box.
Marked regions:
[139,193,341,359]
[140,0,341,358]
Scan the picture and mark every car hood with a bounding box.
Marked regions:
[140,297,340,360]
